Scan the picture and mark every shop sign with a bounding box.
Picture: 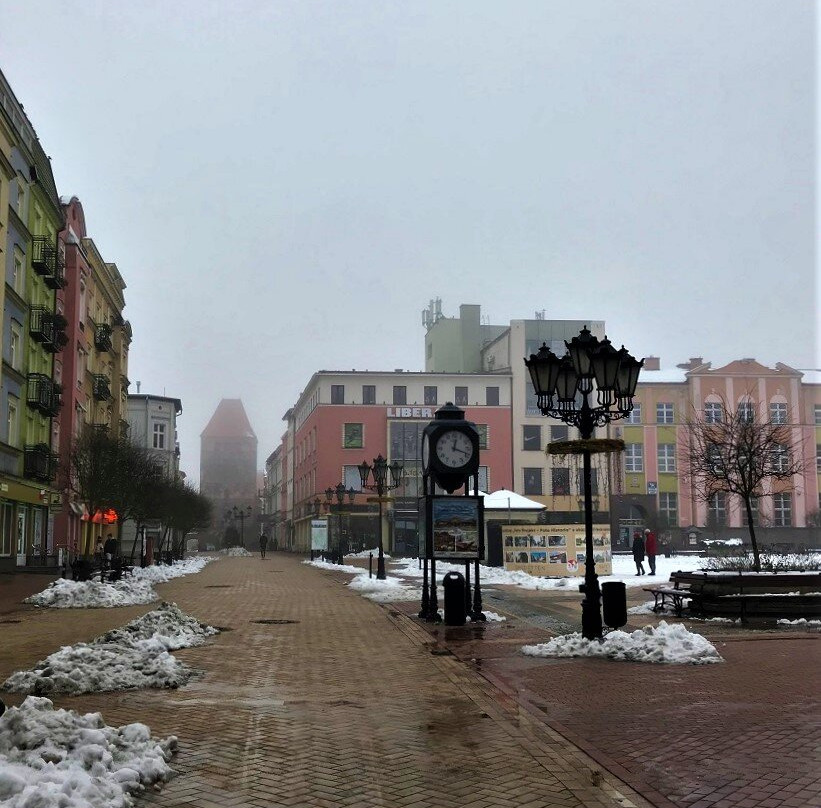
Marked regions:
[386,407,434,419]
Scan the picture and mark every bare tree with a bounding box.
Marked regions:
[166,481,212,557]
[680,397,804,571]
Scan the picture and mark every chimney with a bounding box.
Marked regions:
[643,356,660,371]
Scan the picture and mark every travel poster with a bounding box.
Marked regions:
[501,524,612,576]
[431,496,482,559]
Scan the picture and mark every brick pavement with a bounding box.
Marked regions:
[0,555,653,808]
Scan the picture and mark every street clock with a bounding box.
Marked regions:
[421,402,480,492]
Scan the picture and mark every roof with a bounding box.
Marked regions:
[201,398,257,440]
[127,393,183,416]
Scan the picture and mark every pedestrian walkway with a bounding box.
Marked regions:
[0,554,651,808]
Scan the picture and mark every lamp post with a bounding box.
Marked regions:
[525,326,642,639]
[358,455,403,580]
[226,505,253,548]
[324,483,356,563]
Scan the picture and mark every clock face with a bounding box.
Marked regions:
[435,429,475,469]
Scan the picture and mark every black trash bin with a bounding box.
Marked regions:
[601,581,627,628]
[443,571,467,626]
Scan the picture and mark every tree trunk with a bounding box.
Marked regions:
[129,522,141,563]
[744,497,761,572]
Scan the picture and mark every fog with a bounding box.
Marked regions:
[2,1,816,482]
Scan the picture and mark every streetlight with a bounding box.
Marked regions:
[358,455,403,580]
[226,505,253,548]
[525,326,643,639]
[324,483,356,563]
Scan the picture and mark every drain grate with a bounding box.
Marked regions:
[430,648,453,656]
[251,619,299,625]
[205,585,233,589]
[0,619,22,625]
[212,626,234,632]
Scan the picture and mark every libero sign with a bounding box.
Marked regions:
[386,407,434,419]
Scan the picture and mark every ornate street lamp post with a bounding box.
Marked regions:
[226,505,253,549]
[525,327,642,639]
[358,455,404,580]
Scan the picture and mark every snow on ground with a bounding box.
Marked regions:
[345,549,391,559]
[3,603,218,695]
[24,556,217,609]
[0,696,176,808]
[777,618,821,628]
[303,559,361,574]
[224,547,254,557]
[627,600,676,616]
[347,573,420,603]
[24,578,158,609]
[522,621,723,665]
[482,611,506,622]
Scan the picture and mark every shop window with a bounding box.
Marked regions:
[523,425,541,451]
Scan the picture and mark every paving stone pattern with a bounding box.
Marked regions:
[0,557,650,808]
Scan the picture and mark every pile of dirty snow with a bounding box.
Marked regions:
[131,555,215,584]
[347,573,420,603]
[345,548,391,559]
[777,617,821,628]
[24,578,158,609]
[224,547,254,557]
[303,559,360,574]
[522,621,723,665]
[0,696,176,807]
[3,603,218,695]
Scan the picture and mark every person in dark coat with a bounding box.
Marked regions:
[259,533,269,559]
[644,528,658,575]
[632,531,646,575]
[103,534,117,562]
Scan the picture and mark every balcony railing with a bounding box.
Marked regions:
[93,322,113,352]
[29,307,47,342]
[24,443,57,482]
[31,237,56,276]
[92,374,112,401]
[26,373,53,414]
[44,251,67,289]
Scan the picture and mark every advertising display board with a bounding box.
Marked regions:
[310,519,328,551]
[421,495,484,561]
[501,524,612,576]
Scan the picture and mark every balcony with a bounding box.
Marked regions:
[31,237,56,277]
[42,313,68,354]
[26,373,53,414]
[92,374,112,401]
[93,322,113,352]
[44,383,62,418]
[24,443,57,482]
[29,307,47,343]
[44,252,67,289]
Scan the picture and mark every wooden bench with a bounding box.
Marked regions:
[643,586,693,616]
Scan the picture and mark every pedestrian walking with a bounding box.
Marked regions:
[645,528,657,575]
[103,533,117,563]
[94,537,104,563]
[259,532,269,559]
[632,530,646,575]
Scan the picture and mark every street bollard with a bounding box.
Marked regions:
[369,552,373,579]
[443,571,467,626]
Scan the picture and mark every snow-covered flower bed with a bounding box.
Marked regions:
[3,603,218,695]
[25,556,218,609]
[224,547,253,557]
[24,578,158,609]
[522,621,723,665]
[0,696,176,808]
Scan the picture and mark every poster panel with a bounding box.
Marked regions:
[431,496,483,560]
[310,519,328,551]
[502,524,612,576]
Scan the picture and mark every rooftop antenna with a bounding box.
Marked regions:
[136,381,141,394]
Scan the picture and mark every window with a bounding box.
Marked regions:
[815,405,821,426]
[455,386,468,406]
[343,423,363,449]
[737,401,755,424]
[7,396,18,447]
[659,492,678,527]
[656,403,674,424]
[15,179,25,217]
[625,403,642,424]
[331,385,345,404]
[523,425,541,451]
[523,468,543,496]
[9,322,21,371]
[525,382,539,416]
[625,443,643,472]
[486,386,499,406]
[773,492,792,527]
[704,401,723,423]
[393,385,406,405]
[478,466,489,492]
[424,386,437,406]
[343,465,362,491]
[708,493,726,526]
[362,385,375,405]
[817,444,821,473]
[152,422,166,449]
[657,444,676,473]
[551,467,570,496]
[475,424,488,450]
[769,402,787,424]
[770,444,790,474]
[12,250,23,295]
[389,421,424,461]
[551,425,568,441]
[741,496,759,527]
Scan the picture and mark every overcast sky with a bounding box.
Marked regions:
[2,1,817,483]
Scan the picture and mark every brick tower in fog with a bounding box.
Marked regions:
[200,399,258,528]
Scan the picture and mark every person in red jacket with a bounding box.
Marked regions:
[644,528,658,576]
